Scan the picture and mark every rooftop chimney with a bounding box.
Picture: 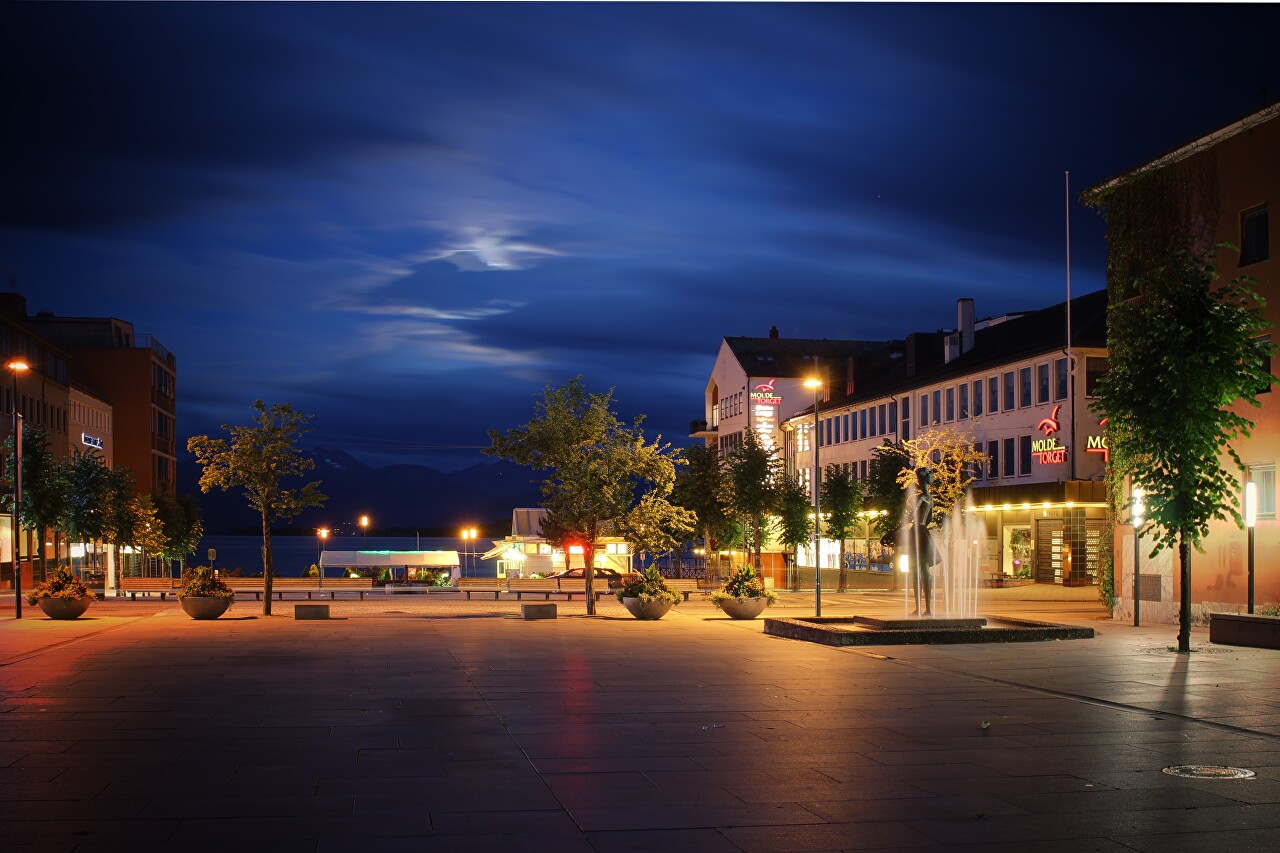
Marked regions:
[958,298,975,354]
[768,325,779,339]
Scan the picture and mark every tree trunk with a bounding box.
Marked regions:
[838,539,848,592]
[583,542,596,616]
[1177,536,1191,654]
[752,516,763,570]
[262,512,274,617]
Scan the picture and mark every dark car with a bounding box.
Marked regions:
[546,568,630,588]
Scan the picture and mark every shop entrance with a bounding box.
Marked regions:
[1002,525,1033,580]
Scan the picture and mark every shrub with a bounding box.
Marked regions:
[710,565,778,610]
[615,565,682,606]
[179,566,234,599]
[27,568,96,606]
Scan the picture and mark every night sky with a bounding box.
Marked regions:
[5,3,1279,472]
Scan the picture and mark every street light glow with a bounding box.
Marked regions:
[1245,481,1257,528]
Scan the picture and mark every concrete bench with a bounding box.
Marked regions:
[457,578,505,600]
[1210,612,1280,650]
[119,578,178,600]
[521,602,557,620]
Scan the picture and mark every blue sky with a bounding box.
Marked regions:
[4,3,1279,471]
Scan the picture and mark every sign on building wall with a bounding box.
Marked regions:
[1033,405,1067,465]
[82,433,104,450]
[750,379,783,454]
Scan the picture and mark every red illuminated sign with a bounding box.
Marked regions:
[750,379,782,406]
[1033,405,1066,464]
[1086,417,1109,462]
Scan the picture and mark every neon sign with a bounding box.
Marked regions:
[749,379,782,406]
[1034,405,1066,464]
[82,433,104,450]
[1086,417,1109,463]
[751,379,782,455]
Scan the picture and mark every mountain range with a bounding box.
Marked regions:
[178,448,543,535]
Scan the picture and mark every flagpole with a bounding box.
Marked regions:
[1065,170,1076,482]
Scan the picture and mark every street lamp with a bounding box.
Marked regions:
[359,515,370,541]
[1245,481,1257,614]
[6,358,29,619]
[1131,486,1144,627]
[804,376,823,617]
[459,528,478,577]
[316,528,329,588]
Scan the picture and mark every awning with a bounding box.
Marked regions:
[320,550,459,569]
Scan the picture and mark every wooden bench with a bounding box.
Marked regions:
[119,577,178,600]
[457,577,505,599]
[227,577,375,600]
[665,578,704,601]
[555,579,613,601]
[507,578,566,600]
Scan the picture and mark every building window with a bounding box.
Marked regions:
[879,404,886,435]
[1037,363,1050,404]
[1019,434,1032,475]
[987,440,999,479]
[1003,371,1015,411]
[989,376,999,413]
[900,397,910,441]
[861,408,868,437]
[919,394,928,426]
[959,383,969,420]
[946,387,955,422]
[932,390,941,424]
[1085,357,1110,397]
[972,380,983,417]
[888,400,897,432]
[1003,437,1015,478]
[1240,205,1269,266]
[1019,367,1032,408]
[1248,465,1276,520]
[1055,357,1069,400]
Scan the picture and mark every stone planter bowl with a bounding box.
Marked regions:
[37,597,91,620]
[719,596,768,620]
[180,596,233,620]
[621,596,674,621]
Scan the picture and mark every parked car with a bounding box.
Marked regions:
[546,568,631,588]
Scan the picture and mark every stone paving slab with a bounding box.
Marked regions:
[1,592,1277,851]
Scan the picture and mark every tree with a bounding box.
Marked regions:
[774,473,812,590]
[62,448,113,576]
[1094,245,1274,653]
[99,465,139,590]
[822,464,865,592]
[3,423,69,576]
[865,440,912,538]
[896,426,986,525]
[153,491,204,574]
[187,401,327,616]
[486,377,679,615]
[618,491,697,569]
[724,429,779,570]
[671,444,734,580]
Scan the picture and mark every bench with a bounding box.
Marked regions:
[225,578,376,600]
[554,579,613,601]
[665,578,704,601]
[119,578,178,600]
[457,577,505,600]
[507,578,567,600]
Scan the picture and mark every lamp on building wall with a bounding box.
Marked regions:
[1245,481,1257,614]
[6,358,29,619]
[804,376,823,617]
[1131,486,1144,628]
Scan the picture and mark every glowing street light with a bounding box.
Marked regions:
[359,515,370,541]
[1131,486,1144,627]
[1245,481,1257,614]
[6,358,29,619]
[316,528,329,588]
[804,376,824,617]
[459,527,478,577]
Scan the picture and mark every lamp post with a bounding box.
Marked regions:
[1132,487,1144,628]
[1245,481,1257,614]
[359,515,370,541]
[316,528,329,589]
[7,359,29,619]
[459,528,477,577]
[804,377,823,617]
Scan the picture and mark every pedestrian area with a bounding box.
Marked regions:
[1,593,1278,852]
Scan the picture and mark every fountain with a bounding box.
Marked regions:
[764,471,1093,647]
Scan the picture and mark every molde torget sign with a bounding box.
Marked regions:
[751,379,782,454]
[1031,406,1108,466]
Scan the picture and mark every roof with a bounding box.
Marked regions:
[724,336,903,378]
[1085,100,1280,198]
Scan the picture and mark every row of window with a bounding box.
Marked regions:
[4,389,68,436]
[71,400,112,433]
[806,400,901,450]
[718,391,743,422]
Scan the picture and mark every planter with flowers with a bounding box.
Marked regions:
[28,568,96,619]
[616,566,682,620]
[710,566,778,620]
[178,566,235,620]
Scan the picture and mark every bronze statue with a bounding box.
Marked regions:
[880,467,940,616]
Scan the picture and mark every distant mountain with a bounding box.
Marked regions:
[179,448,542,534]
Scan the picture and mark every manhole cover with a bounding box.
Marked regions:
[1162,765,1256,779]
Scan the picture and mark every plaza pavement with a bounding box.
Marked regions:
[1,589,1278,852]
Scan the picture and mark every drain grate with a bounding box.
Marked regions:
[1162,764,1256,779]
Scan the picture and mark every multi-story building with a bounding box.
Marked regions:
[0,295,74,591]
[68,383,115,584]
[1084,101,1279,623]
[780,292,1111,592]
[26,313,177,496]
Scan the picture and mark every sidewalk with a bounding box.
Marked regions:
[1,594,1277,852]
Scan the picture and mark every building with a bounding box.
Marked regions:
[0,294,73,592]
[67,383,115,585]
[1084,101,1279,623]
[780,292,1111,593]
[25,312,177,496]
[480,508,632,579]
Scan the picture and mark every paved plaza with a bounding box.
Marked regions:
[2,590,1278,852]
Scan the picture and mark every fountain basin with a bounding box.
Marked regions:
[764,615,1093,646]
[854,616,986,630]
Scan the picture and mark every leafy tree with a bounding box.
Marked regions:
[62,448,113,575]
[187,401,327,615]
[1094,245,1274,653]
[153,491,204,573]
[618,491,697,569]
[486,377,679,615]
[671,444,734,580]
[773,473,812,590]
[822,464,865,592]
[896,426,986,525]
[99,465,139,589]
[865,440,912,537]
[3,423,69,575]
[724,429,779,570]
